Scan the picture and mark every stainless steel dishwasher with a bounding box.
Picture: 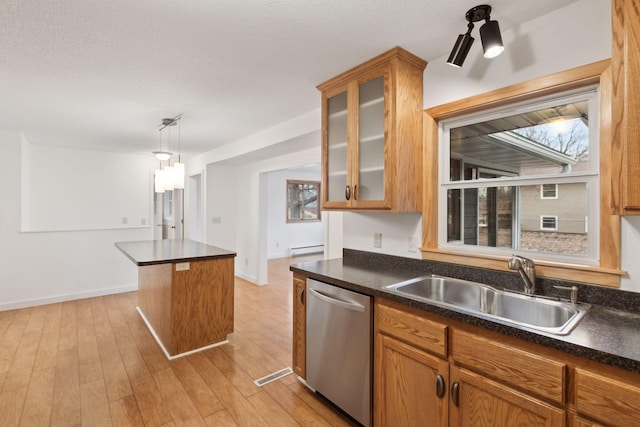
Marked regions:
[306,278,372,427]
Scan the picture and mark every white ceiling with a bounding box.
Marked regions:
[1,0,579,160]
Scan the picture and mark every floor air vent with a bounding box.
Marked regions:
[254,367,293,387]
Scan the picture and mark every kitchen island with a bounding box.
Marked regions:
[116,239,236,359]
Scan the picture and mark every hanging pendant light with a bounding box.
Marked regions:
[173,118,185,189]
[153,114,185,192]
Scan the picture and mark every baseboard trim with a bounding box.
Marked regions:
[0,284,138,312]
[235,272,259,285]
[136,306,229,360]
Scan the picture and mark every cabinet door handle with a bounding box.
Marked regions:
[300,288,305,306]
[436,373,446,398]
[353,184,357,200]
[345,185,351,200]
[451,381,460,407]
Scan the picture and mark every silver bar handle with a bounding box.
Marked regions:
[307,288,365,312]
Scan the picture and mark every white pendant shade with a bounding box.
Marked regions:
[154,169,165,193]
[173,162,185,189]
[164,166,175,191]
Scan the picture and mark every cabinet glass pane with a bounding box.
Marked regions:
[327,91,348,201]
[358,77,385,201]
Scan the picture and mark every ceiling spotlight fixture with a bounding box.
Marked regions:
[447,4,504,68]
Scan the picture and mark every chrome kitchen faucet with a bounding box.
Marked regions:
[508,255,536,295]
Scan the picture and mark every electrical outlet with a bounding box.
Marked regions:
[373,232,382,248]
[141,218,147,225]
[122,217,128,225]
[212,217,222,224]
[245,258,249,266]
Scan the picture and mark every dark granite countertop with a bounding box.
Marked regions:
[290,250,640,374]
[116,239,236,266]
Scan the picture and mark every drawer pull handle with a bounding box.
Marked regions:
[452,381,460,407]
[436,374,445,398]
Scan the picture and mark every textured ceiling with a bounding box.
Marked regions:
[0,0,579,159]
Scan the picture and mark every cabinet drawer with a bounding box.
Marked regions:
[375,301,447,358]
[575,368,640,426]
[451,329,566,404]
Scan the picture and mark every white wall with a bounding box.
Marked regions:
[231,147,321,284]
[343,212,422,259]
[266,169,323,259]
[342,0,640,292]
[0,131,155,310]
[423,0,612,108]
[24,142,155,231]
[204,163,238,253]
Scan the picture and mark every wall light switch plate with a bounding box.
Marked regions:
[175,262,190,271]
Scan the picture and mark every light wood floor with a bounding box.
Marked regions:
[0,255,357,426]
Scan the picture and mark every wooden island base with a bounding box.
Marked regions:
[137,257,234,358]
[116,239,236,359]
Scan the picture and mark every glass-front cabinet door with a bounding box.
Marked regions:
[322,69,389,209]
[356,75,386,205]
[318,46,426,212]
[325,89,350,206]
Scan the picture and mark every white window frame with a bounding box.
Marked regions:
[540,183,558,199]
[540,215,558,231]
[438,86,600,265]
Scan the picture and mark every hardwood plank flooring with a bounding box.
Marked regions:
[0,255,358,426]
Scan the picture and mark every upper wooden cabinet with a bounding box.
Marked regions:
[317,47,426,211]
[611,0,640,214]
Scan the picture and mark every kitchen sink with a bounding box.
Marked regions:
[383,275,589,335]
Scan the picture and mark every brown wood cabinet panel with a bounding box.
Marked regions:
[612,0,640,214]
[376,299,447,358]
[451,367,566,427]
[138,263,174,352]
[375,333,448,427]
[318,46,426,212]
[569,415,604,427]
[292,273,306,378]
[451,329,566,404]
[172,258,234,355]
[575,368,640,426]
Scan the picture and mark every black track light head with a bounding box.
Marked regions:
[446,4,504,68]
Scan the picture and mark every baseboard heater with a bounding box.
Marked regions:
[289,244,324,257]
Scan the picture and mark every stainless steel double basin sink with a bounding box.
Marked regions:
[384,275,590,335]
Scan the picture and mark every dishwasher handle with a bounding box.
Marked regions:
[307,288,366,312]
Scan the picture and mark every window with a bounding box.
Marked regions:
[540,215,558,231]
[286,180,321,223]
[541,184,558,199]
[439,87,599,264]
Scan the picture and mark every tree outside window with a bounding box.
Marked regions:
[286,180,321,223]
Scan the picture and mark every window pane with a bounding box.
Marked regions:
[449,100,590,181]
[287,181,320,222]
[446,183,588,256]
[541,184,557,198]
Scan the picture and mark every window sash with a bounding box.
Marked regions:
[437,87,600,265]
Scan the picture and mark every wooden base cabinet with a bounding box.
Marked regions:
[574,368,640,426]
[292,273,306,378]
[449,366,565,427]
[375,333,449,427]
[374,299,449,426]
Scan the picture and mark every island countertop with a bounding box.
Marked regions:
[115,239,236,266]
